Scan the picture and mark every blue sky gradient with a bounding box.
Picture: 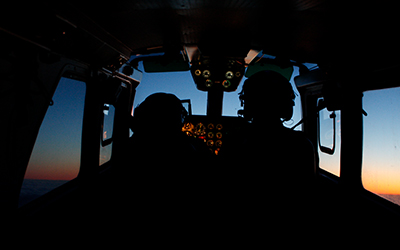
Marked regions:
[23,68,400,200]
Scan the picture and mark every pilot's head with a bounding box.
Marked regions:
[133,93,187,136]
[239,70,295,122]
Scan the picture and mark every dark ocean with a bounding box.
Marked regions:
[18,179,400,208]
[18,179,68,207]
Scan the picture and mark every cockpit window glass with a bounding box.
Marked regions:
[100,103,115,165]
[132,60,303,124]
[133,70,207,115]
[286,66,302,130]
[19,78,86,207]
[223,66,302,128]
[222,77,245,117]
[318,105,341,176]
[362,87,400,206]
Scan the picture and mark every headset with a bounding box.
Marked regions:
[238,70,295,122]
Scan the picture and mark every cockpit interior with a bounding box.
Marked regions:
[1,1,400,234]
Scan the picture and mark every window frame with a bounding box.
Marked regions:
[100,103,115,147]
[316,97,341,177]
[99,103,116,166]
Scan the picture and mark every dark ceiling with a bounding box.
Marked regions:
[2,0,399,69]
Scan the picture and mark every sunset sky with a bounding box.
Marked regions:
[320,87,400,195]
[24,78,85,180]
[23,67,400,197]
[362,87,400,195]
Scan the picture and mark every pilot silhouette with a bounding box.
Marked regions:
[237,70,316,207]
[130,92,196,160]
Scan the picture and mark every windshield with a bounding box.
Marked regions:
[133,70,208,115]
[133,63,302,130]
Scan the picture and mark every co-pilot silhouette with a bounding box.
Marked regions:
[237,70,317,215]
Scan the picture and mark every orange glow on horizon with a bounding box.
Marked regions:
[24,164,79,181]
[362,164,400,195]
[363,181,400,195]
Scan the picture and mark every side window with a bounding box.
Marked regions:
[362,87,400,206]
[19,78,86,207]
[318,98,341,176]
[100,103,115,165]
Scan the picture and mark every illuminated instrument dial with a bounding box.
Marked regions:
[208,132,214,139]
[202,70,211,78]
[225,71,234,79]
[183,122,193,130]
[216,124,223,130]
[194,122,206,136]
[215,140,222,147]
[208,123,214,130]
[216,132,223,139]
[182,122,194,136]
[222,80,231,88]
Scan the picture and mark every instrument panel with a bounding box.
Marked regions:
[182,115,245,156]
[190,57,245,92]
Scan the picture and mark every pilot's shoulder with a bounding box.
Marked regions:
[286,128,315,149]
